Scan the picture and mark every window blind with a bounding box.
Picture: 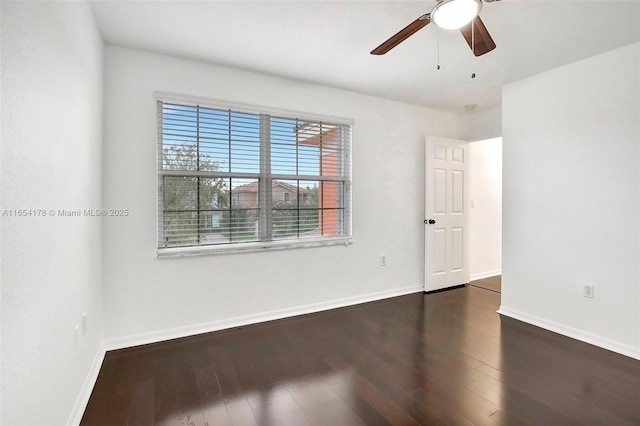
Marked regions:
[157,100,351,250]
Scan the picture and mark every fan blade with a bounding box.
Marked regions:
[460,16,496,57]
[371,14,430,55]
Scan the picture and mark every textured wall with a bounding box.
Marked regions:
[1,2,104,424]
[501,42,640,358]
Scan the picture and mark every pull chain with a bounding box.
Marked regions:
[436,24,441,70]
[471,18,476,79]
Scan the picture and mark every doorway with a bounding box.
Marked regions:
[467,137,502,293]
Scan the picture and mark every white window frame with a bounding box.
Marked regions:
[156,93,353,258]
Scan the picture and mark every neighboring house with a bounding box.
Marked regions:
[228,180,316,238]
[232,180,313,208]
[230,180,259,208]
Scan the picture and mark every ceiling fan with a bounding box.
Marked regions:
[371,0,500,57]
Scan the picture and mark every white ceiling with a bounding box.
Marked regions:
[89,0,640,112]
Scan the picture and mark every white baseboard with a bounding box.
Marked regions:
[470,270,501,281]
[67,343,106,426]
[104,284,424,351]
[497,306,640,360]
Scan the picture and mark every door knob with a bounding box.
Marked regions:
[424,219,436,224]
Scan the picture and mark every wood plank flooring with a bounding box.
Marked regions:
[82,286,639,425]
[470,275,501,293]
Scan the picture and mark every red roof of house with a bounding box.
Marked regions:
[233,180,260,193]
[234,180,312,193]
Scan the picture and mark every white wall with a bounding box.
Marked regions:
[1,1,104,424]
[102,46,467,346]
[468,138,502,280]
[464,103,502,142]
[501,42,640,358]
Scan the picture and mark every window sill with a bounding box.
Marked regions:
[157,236,353,259]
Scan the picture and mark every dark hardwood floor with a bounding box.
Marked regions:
[82,286,639,425]
[470,275,501,293]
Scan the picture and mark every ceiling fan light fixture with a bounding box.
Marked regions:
[431,0,483,30]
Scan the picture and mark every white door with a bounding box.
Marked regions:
[424,136,469,292]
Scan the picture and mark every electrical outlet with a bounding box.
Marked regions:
[583,284,595,299]
[82,312,87,336]
[74,324,80,348]
[381,255,386,267]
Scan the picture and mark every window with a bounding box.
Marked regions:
[157,99,351,254]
